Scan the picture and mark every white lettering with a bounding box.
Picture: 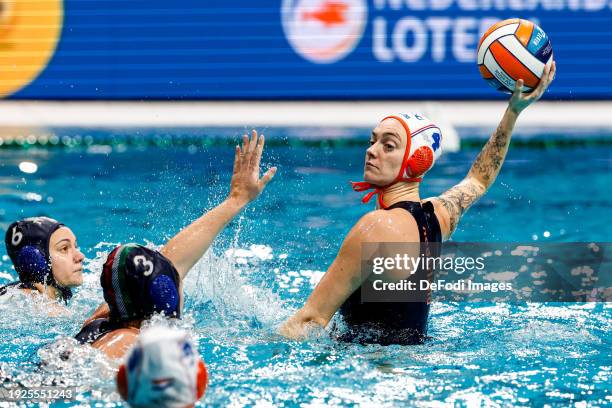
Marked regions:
[478,0,493,10]
[393,17,427,62]
[374,0,610,11]
[541,0,565,10]
[509,0,526,10]
[458,0,479,10]
[430,0,454,9]
[523,0,540,9]
[373,0,404,10]
[384,256,396,270]
[373,257,385,274]
[406,0,427,9]
[584,0,607,10]
[408,254,421,274]
[420,279,431,290]
[373,18,394,61]
[492,0,509,10]
[453,18,477,62]
[11,227,23,246]
[475,257,486,270]
[134,255,154,276]
[426,18,452,61]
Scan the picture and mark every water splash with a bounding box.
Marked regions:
[184,244,288,332]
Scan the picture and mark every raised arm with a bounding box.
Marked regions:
[161,130,276,279]
[428,62,556,240]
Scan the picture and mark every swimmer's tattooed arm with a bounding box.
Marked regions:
[429,61,556,239]
[161,130,277,279]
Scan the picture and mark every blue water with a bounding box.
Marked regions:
[0,129,610,406]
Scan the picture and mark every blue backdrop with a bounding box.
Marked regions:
[11,0,612,100]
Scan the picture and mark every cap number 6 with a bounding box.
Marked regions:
[134,255,154,276]
[11,227,23,246]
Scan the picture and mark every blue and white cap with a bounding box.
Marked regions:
[117,327,208,408]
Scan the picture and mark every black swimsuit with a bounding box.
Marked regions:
[337,201,442,345]
[74,318,119,345]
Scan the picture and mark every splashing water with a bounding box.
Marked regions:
[0,139,609,406]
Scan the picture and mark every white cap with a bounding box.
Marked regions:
[382,113,443,180]
[119,327,207,408]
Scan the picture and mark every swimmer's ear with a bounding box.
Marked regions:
[196,359,208,400]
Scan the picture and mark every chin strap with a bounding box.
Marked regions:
[351,177,423,209]
[351,181,386,208]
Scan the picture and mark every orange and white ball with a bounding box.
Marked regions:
[477,19,553,94]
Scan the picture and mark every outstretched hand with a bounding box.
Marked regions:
[509,60,556,115]
[228,130,277,206]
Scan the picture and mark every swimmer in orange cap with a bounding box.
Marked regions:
[76,131,276,358]
[280,64,556,344]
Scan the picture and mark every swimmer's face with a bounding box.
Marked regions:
[364,118,407,186]
[49,227,84,288]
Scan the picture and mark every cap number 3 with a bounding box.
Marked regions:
[11,227,23,246]
[134,255,154,276]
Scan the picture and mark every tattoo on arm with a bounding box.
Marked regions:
[469,113,514,187]
[436,180,486,235]
[435,108,517,237]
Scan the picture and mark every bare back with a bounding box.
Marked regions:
[91,328,139,359]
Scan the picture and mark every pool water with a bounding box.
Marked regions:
[0,128,610,406]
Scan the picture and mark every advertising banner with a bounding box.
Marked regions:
[3,0,610,99]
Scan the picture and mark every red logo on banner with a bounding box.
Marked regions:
[282,0,367,64]
[302,2,348,27]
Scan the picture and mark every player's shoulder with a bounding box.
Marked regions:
[351,208,418,243]
[93,328,139,359]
